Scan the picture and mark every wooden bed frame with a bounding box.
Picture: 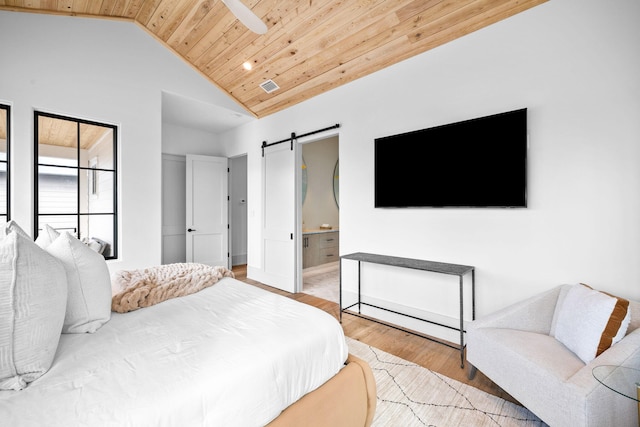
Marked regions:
[267,354,376,427]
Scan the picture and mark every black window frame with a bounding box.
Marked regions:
[0,104,10,223]
[34,111,118,259]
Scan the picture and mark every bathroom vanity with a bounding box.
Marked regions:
[302,230,339,268]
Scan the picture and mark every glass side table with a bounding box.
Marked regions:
[593,365,640,426]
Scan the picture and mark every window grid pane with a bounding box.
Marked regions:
[0,107,7,162]
[80,169,115,214]
[0,162,6,216]
[0,105,8,220]
[35,112,117,259]
[37,215,79,236]
[38,167,78,214]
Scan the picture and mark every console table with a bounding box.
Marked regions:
[339,252,475,368]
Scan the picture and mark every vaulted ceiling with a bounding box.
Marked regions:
[0,0,546,119]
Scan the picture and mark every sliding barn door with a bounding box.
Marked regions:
[186,155,229,268]
[261,143,297,292]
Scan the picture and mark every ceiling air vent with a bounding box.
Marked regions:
[260,79,280,94]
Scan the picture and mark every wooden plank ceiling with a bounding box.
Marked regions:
[0,111,111,149]
[0,109,5,143]
[0,0,547,119]
[37,115,112,149]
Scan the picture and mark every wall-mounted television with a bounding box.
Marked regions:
[374,108,527,208]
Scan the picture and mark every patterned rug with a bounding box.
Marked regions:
[347,338,548,427]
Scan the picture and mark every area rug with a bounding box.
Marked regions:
[347,338,548,427]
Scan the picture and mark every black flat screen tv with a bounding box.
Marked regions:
[374,108,527,208]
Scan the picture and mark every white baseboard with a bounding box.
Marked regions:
[232,254,247,266]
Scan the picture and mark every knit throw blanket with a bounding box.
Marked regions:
[111,263,235,313]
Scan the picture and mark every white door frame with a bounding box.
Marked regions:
[253,129,340,293]
[295,131,340,292]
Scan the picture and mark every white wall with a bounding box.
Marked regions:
[221,0,640,326]
[162,122,223,157]
[0,11,245,273]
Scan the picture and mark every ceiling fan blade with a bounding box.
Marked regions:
[221,0,267,34]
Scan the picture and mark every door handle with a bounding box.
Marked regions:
[187,228,196,232]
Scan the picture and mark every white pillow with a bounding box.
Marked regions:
[0,230,67,390]
[34,224,60,248]
[45,232,112,333]
[554,283,630,363]
[3,220,31,239]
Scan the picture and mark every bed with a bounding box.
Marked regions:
[0,269,376,426]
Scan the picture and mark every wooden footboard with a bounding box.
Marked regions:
[266,354,376,427]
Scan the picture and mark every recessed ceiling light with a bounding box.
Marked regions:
[243,61,252,71]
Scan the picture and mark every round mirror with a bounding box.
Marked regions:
[333,160,339,208]
[302,157,308,204]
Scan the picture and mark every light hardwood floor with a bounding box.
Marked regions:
[232,265,518,405]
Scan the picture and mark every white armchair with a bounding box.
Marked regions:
[467,285,640,427]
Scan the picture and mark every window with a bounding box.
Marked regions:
[34,112,117,259]
[0,104,9,223]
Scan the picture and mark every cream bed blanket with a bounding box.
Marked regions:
[111,263,234,313]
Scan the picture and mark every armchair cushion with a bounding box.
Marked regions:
[553,283,630,363]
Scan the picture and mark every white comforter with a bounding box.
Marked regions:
[0,277,348,426]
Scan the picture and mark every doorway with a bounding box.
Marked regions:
[229,155,248,267]
[161,153,186,264]
[300,136,339,303]
[160,153,248,268]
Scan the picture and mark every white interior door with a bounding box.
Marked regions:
[261,143,296,292]
[186,155,229,268]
